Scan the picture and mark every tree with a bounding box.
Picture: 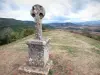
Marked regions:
[0,27,13,45]
[23,28,34,37]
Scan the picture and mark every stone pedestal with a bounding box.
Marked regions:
[18,39,52,75]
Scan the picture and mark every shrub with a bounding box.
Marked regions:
[49,69,53,75]
[82,28,92,38]
[0,27,13,45]
[11,32,19,41]
[96,36,100,41]
[23,28,34,37]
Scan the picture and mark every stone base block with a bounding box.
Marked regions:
[27,38,50,67]
[18,60,53,75]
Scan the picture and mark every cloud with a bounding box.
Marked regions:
[0,0,100,23]
[68,1,100,22]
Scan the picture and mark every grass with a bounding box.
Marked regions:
[73,33,100,49]
[49,69,54,75]
[60,45,78,56]
[0,29,100,75]
[61,46,77,52]
[94,49,100,54]
[91,48,100,55]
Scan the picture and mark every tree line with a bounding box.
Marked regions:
[0,24,54,45]
[0,27,34,45]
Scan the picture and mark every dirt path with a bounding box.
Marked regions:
[0,30,100,75]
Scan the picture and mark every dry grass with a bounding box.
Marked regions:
[0,29,100,75]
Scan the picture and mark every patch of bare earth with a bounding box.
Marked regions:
[0,30,100,75]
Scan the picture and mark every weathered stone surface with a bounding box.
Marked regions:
[30,4,45,40]
[18,4,53,75]
[18,39,52,75]
[18,60,52,75]
[27,39,50,67]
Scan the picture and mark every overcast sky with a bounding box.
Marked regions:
[0,0,100,23]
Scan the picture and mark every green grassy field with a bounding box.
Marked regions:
[0,29,100,75]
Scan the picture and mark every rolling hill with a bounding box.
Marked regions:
[0,18,55,31]
[0,18,35,31]
[1,18,100,30]
[0,30,100,75]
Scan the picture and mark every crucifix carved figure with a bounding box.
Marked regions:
[31,4,45,40]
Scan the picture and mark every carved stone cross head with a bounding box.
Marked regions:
[31,4,45,19]
[30,4,45,40]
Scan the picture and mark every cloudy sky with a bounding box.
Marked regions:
[0,0,100,23]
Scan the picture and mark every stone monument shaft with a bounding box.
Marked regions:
[31,4,45,40]
[35,14,42,40]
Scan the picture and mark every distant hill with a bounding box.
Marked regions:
[48,20,100,28]
[75,20,100,26]
[0,18,54,31]
[0,18,35,26]
[48,22,80,28]
[0,18,55,45]
[0,18,35,31]
[0,18,100,29]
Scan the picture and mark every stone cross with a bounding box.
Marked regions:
[18,4,52,75]
[31,4,45,40]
